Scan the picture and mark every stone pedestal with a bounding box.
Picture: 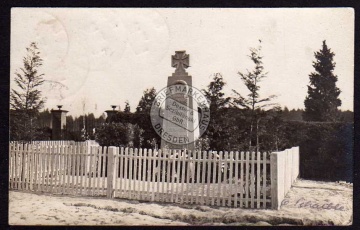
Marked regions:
[51,106,68,140]
[105,105,118,123]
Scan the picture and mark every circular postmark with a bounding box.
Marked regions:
[150,84,210,146]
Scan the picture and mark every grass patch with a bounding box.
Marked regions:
[120,207,135,213]
[103,205,119,212]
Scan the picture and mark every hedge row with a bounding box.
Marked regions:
[282,121,353,182]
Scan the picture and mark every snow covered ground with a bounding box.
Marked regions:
[9,179,352,226]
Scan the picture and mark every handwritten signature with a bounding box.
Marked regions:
[281,197,346,211]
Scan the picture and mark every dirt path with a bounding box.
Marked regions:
[9,179,352,226]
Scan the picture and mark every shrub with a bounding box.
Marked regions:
[95,123,129,147]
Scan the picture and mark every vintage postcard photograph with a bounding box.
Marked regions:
[9,8,353,226]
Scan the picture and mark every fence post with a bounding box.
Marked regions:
[292,147,296,183]
[271,150,287,210]
[270,152,279,209]
[107,146,116,198]
[285,150,291,192]
[272,151,288,210]
[295,146,300,181]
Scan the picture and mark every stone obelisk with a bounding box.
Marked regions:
[160,51,199,151]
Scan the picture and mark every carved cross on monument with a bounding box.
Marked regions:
[172,51,190,74]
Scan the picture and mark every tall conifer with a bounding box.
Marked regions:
[303,40,342,121]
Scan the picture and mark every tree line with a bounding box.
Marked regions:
[10,40,353,152]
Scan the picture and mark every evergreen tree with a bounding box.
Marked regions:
[124,100,131,113]
[135,87,160,148]
[203,73,230,110]
[136,87,157,113]
[10,42,46,141]
[303,40,342,122]
[202,73,230,150]
[282,106,290,120]
[283,106,289,112]
[232,41,276,151]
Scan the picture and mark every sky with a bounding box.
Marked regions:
[11,8,354,117]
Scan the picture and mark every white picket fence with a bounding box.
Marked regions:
[8,142,299,209]
[28,140,99,146]
[11,140,100,146]
[30,140,76,146]
[109,147,271,208]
